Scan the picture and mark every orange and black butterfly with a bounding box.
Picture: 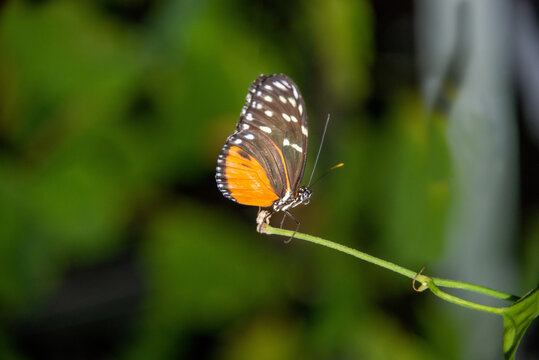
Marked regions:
[216,74,311,225]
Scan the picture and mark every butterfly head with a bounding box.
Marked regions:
[297,186,312,206]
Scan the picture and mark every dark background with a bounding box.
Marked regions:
[0,0,537,359]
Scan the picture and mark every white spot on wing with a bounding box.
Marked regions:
[292,86,299,99]
[288,97,296,107]
[281,79,291,88]
[256,103,262,109]
[291,144,303,153]
[264,84,273,91]
[264,95,272,102]
[244,133,255,140]
[301,125,308,136]
[273,81,286,90]
[245,113,253,121]
[298,104,303,115]
[234,138,242,144]
[242,124,250,130]
[291,115,298,123]
[264,110,273,117]
[260,126,272,133]
[279,95,287,103]
[283,138,290,146]
[282,113,291,122]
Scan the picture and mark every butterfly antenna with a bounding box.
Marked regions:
[307,114,331,187]
[310,162,344,188]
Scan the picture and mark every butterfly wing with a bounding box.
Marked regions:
[216,143,279,206]
[251,74,309,194]
[216,74,308,206]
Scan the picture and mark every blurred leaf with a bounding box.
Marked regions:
[305,247,369,357]
[218,315,302,360]
[0,1,142,146]
[502,286,538,359]
[141,0,288,183]
[418,300,461,359]
[0,176,30,310]
[347,312,442,360]
[28,132,129,250]
[381,94,450,264]
[0,0,144,311]
[0,330,21,360]
[306,0,372,105]
[522,216,539,290]
[329,93,450,265]
[128,203,288,359]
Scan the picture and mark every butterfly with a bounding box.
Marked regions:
[215,74,312,229]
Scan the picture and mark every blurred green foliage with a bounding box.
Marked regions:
[0,0,535,359]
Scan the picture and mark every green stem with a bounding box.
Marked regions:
[260,224,519,312]
[426,279,505,314]
[263,224,418,279]
[431,277,520,302]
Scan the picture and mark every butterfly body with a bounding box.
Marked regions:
[216,74,311,219]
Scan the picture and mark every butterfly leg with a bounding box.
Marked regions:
[283,211,301,244]
[279,212,287,229]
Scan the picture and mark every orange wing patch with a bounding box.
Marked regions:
[224,146,278,207]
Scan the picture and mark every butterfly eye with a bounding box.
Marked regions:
[299,186,312,205]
